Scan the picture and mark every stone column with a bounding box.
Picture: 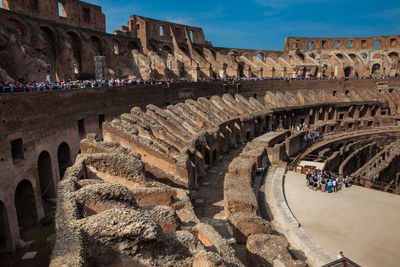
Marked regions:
[94,56,106,80]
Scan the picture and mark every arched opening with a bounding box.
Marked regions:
[38,151,56,200]
[256,53,263,61]
[336,53,343,59]
[371,64,381,75]
[361,53,367,60]
[5,18,28,41]
[0,201,11,249]
[15,180,37,228]
[40,26,57,73]
[344,67,352,77]
[128,41,139,52]
[90,36,103,56]
[163,45,173,55]
[112,39,121,55]
[238,64,244,77]
[57,142,71,179]
[389,52,399,59]
[67,32,82,75]
[349,54,356,60]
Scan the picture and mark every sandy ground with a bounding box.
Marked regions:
[285,171,400,267]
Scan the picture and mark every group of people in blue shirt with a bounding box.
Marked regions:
[306,169,350,193]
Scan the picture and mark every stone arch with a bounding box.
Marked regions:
[256,52,264,61]
[371,63,381,75]
[344,66,352,77]
[57,142,71,179]
[230,50,239,57]
[389,52,399,59]
[4,17,29,41]
[15,180,37,228]
[361,53,367,60]
[0,201,11,249]
[90,35,104,56]
[39,26,57,72]
[112,39,121,55]
[127,41,140,52]
[238,64,244,77]
[38,151,56,199]
[67,31,83,75]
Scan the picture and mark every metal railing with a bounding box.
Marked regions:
[322,257,361,267]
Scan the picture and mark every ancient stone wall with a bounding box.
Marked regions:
[2,0,105,31]
[284,36,400,51]
[1,4,400,82]
[1,79,400,253]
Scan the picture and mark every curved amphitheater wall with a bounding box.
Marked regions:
[0,79,400,251]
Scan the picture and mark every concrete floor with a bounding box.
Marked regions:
[284,171,400,267]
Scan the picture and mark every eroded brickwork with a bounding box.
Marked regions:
[0,2,399,82]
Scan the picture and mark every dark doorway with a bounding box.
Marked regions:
[38,151,56,199]
[344,67,352,77]
[238,64,244,77]
[57,142,71,179]
[0,202,10,249]
[15,180,38,228]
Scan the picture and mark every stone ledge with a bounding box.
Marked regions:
[265,165,335,266]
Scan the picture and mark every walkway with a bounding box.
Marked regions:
[285,171,400,267]
[191,145,248,265]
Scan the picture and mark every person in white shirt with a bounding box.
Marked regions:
[337,251,344,259]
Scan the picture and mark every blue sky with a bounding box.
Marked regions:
[86,0,400,50]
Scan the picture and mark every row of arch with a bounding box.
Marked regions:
[2,14,142,80]
[0,142,71,250]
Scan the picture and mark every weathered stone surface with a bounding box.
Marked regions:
[231,212,272,244]
[246,234,307,267]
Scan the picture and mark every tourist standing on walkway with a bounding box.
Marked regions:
[337,251,344,259]
[321,177,326,192]
[332,178,337,192]
[344,175,349,188]
[327,179,333,193]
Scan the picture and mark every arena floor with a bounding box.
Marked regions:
[285,171,400,267]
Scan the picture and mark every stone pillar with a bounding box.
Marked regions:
[188,66,199,82]
[246,66,251,78]
[95,56,106,80]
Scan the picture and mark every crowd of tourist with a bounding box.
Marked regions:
[306,169,350,193]
[291,123,321,143]
[1,74,399,94]
[0,78,188,93]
